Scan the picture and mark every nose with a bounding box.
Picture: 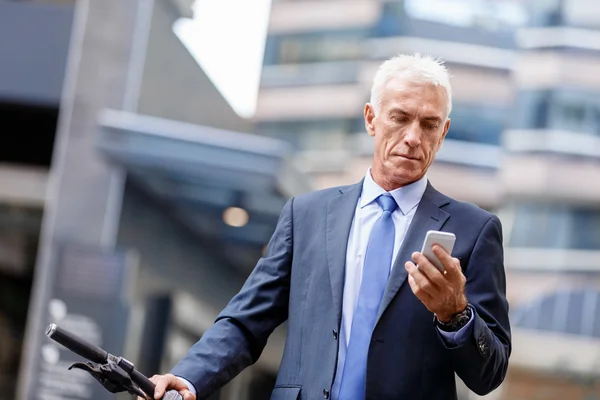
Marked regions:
[404,121,422,148]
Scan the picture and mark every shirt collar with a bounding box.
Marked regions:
[360,168,428,215]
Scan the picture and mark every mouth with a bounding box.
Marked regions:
[394,154,420,161]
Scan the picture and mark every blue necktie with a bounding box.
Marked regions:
[338,194,398,399]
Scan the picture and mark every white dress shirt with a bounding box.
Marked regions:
[340,170,427,348]
[331,170,427,398]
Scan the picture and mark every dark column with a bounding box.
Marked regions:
[136,295,172,377]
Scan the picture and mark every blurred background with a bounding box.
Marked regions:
[0,0,599,399]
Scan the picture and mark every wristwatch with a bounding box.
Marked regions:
[436,305,472,332]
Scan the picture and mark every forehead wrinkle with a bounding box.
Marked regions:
[387,102,444,121]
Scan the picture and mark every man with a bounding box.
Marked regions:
[149,54,511,400]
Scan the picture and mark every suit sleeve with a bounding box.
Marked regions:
[170,198,294,398]
[436,215,511,396]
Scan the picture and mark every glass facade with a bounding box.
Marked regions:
[447,103,507,145]
[374,0,519,47]
[263,29,369,65]
[512,287,600,338]
[260,62,361,87]
[260,2,516,155]
[514,89,600,135]
[257,118,365,150]
[527,0,600,28]
[508,204,600,250]
[502,2,600,383]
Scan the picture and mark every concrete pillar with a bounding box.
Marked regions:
[136,295,172,377]
[16,0,153,399]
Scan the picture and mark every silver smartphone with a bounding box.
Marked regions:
[419,230,456,272]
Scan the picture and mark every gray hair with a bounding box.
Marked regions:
[370,53,452,118]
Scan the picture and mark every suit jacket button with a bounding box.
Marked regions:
[332,329,338,340]
[323,389,330,399]
[477,337,487,355]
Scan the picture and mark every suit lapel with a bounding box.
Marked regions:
[375,183,451,324]
[326,181,362,327]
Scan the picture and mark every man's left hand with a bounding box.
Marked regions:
[405,245,467,322]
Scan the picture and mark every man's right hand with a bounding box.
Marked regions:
[137,373,196,400]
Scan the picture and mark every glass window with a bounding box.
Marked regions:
[446,103,506,145]
[374,1,405,37]
[508,204,600,250]
[537,293,560,331]
[534,96,551,128]
[375,0,526,43]
[592,291,600,337]
[257,118,360,150]
[565,291,585,335]
[527,0,564,27]
[403,0,528,29]
[260,62,360,88]
[264,30,368,65]
[594,108,600,132]
[549,94,600,135]
[511,90,551,130]
[515,89,600,135]
[511,287,600,338]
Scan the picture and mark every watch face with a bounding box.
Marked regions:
[455,307,472,328]
[439,306,471,332]
[456,314,469,326]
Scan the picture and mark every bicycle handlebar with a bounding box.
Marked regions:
[46,324,108,364]
[131,368,157,398]
[45,323,164,399]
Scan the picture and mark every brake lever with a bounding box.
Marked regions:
[68,361,146,398]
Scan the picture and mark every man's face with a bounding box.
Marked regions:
[365,77,451,188]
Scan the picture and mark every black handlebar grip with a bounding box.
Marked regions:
[46,324,108,364]
[128,371,183,400]
[129,369,156,398]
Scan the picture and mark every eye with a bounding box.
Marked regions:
[392,116,408,123]
[424,122,438,130]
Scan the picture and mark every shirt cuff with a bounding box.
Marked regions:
[177,376,197,396]
[436,311,474,347]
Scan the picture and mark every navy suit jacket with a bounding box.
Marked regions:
[171,181,511,400]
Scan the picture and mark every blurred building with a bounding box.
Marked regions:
[2,1,600,400]
[257,0,600,399]
[256,0,525,211]
[501,0,600,398]
[0,1,308,400]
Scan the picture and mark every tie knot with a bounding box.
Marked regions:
[377,194,398,213]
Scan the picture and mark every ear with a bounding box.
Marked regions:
[365,103,376,137]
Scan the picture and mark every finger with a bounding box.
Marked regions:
[411,252,446,286]
[432,246,462,278]
[181,390,196,400]
[408,274,433,303]
[153,375,169,399]
[431,245,455,270]
[405,261,437,296]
